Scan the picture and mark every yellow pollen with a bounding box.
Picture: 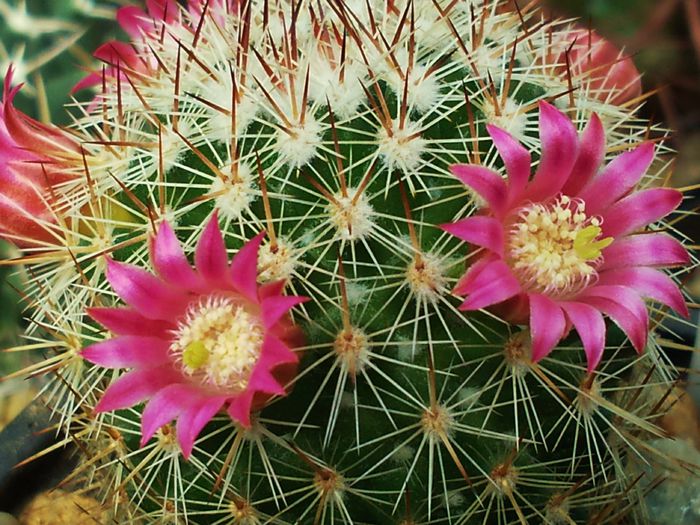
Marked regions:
[508,196,611,296]
[574,225,613,260]
[183,341,209,370]
[171,296,263,392]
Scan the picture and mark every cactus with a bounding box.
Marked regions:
[0,1,695,523]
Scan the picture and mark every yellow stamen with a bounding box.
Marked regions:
[507,196,610,295]
[183,341,209,370]
[574,226,613,260]
[171,297,263,391]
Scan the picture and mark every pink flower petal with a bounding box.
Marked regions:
[603,57,642,105]
[151,221,202,289]
[529,294,566,362]
[525,102,579,201]
[579,285,648,321]
[453,255,497,296]
[579,142,655,216]
[2,65,18,99]
[259,280,286,300]
[248,366,285,396]
[585,297,646,353]
[195,213,229,284]
[94,366,180,413]
[450,164,508,215]
[140,384,200,447]
[93,41,142,71]
[147,0,180,24]
[578,285,648,353]
[176,396,226,459]
[562,113,605,196]
[1,72,76,159]
[601,188,682,238]
[261,295,308,329]
[82,336,170,369]
[441,216,504,257]
[116,6,152,38]
[458,261,521,311]
[0,191,57,247]
[597,267,688,317]
[106,258,189,321]
[487,124,531,202]
[258,334,299,369]
[230,232,265,301]
[601,233,689,270]
[72,71,105,93]
[455,258,513,295]
[87,307,175,337]
[227,390,255,427]
[188,0,236,21]
[560,302,606,372]
[563,29,642,105]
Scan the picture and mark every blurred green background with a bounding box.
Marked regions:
[0,1,123,123]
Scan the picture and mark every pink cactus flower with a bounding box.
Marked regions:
[82,214,307,458]
[552,28,642,105]
[443,102,688,371]
[116,0,181,39]
[187,0,240,20]
[74,0,239,92]
[73,0,181,92]
[0,68,78,247]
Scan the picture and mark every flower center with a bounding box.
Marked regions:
[171,296,263,393]
[507,195,613,296]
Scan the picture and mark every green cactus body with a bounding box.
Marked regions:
[0,1,693,524]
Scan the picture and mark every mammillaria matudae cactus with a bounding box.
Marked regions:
[0,0,695,523]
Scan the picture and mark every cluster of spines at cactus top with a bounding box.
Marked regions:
[0,0,695,523]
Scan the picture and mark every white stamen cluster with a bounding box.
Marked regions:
[171,296,263,392]
[507,195,600,296]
